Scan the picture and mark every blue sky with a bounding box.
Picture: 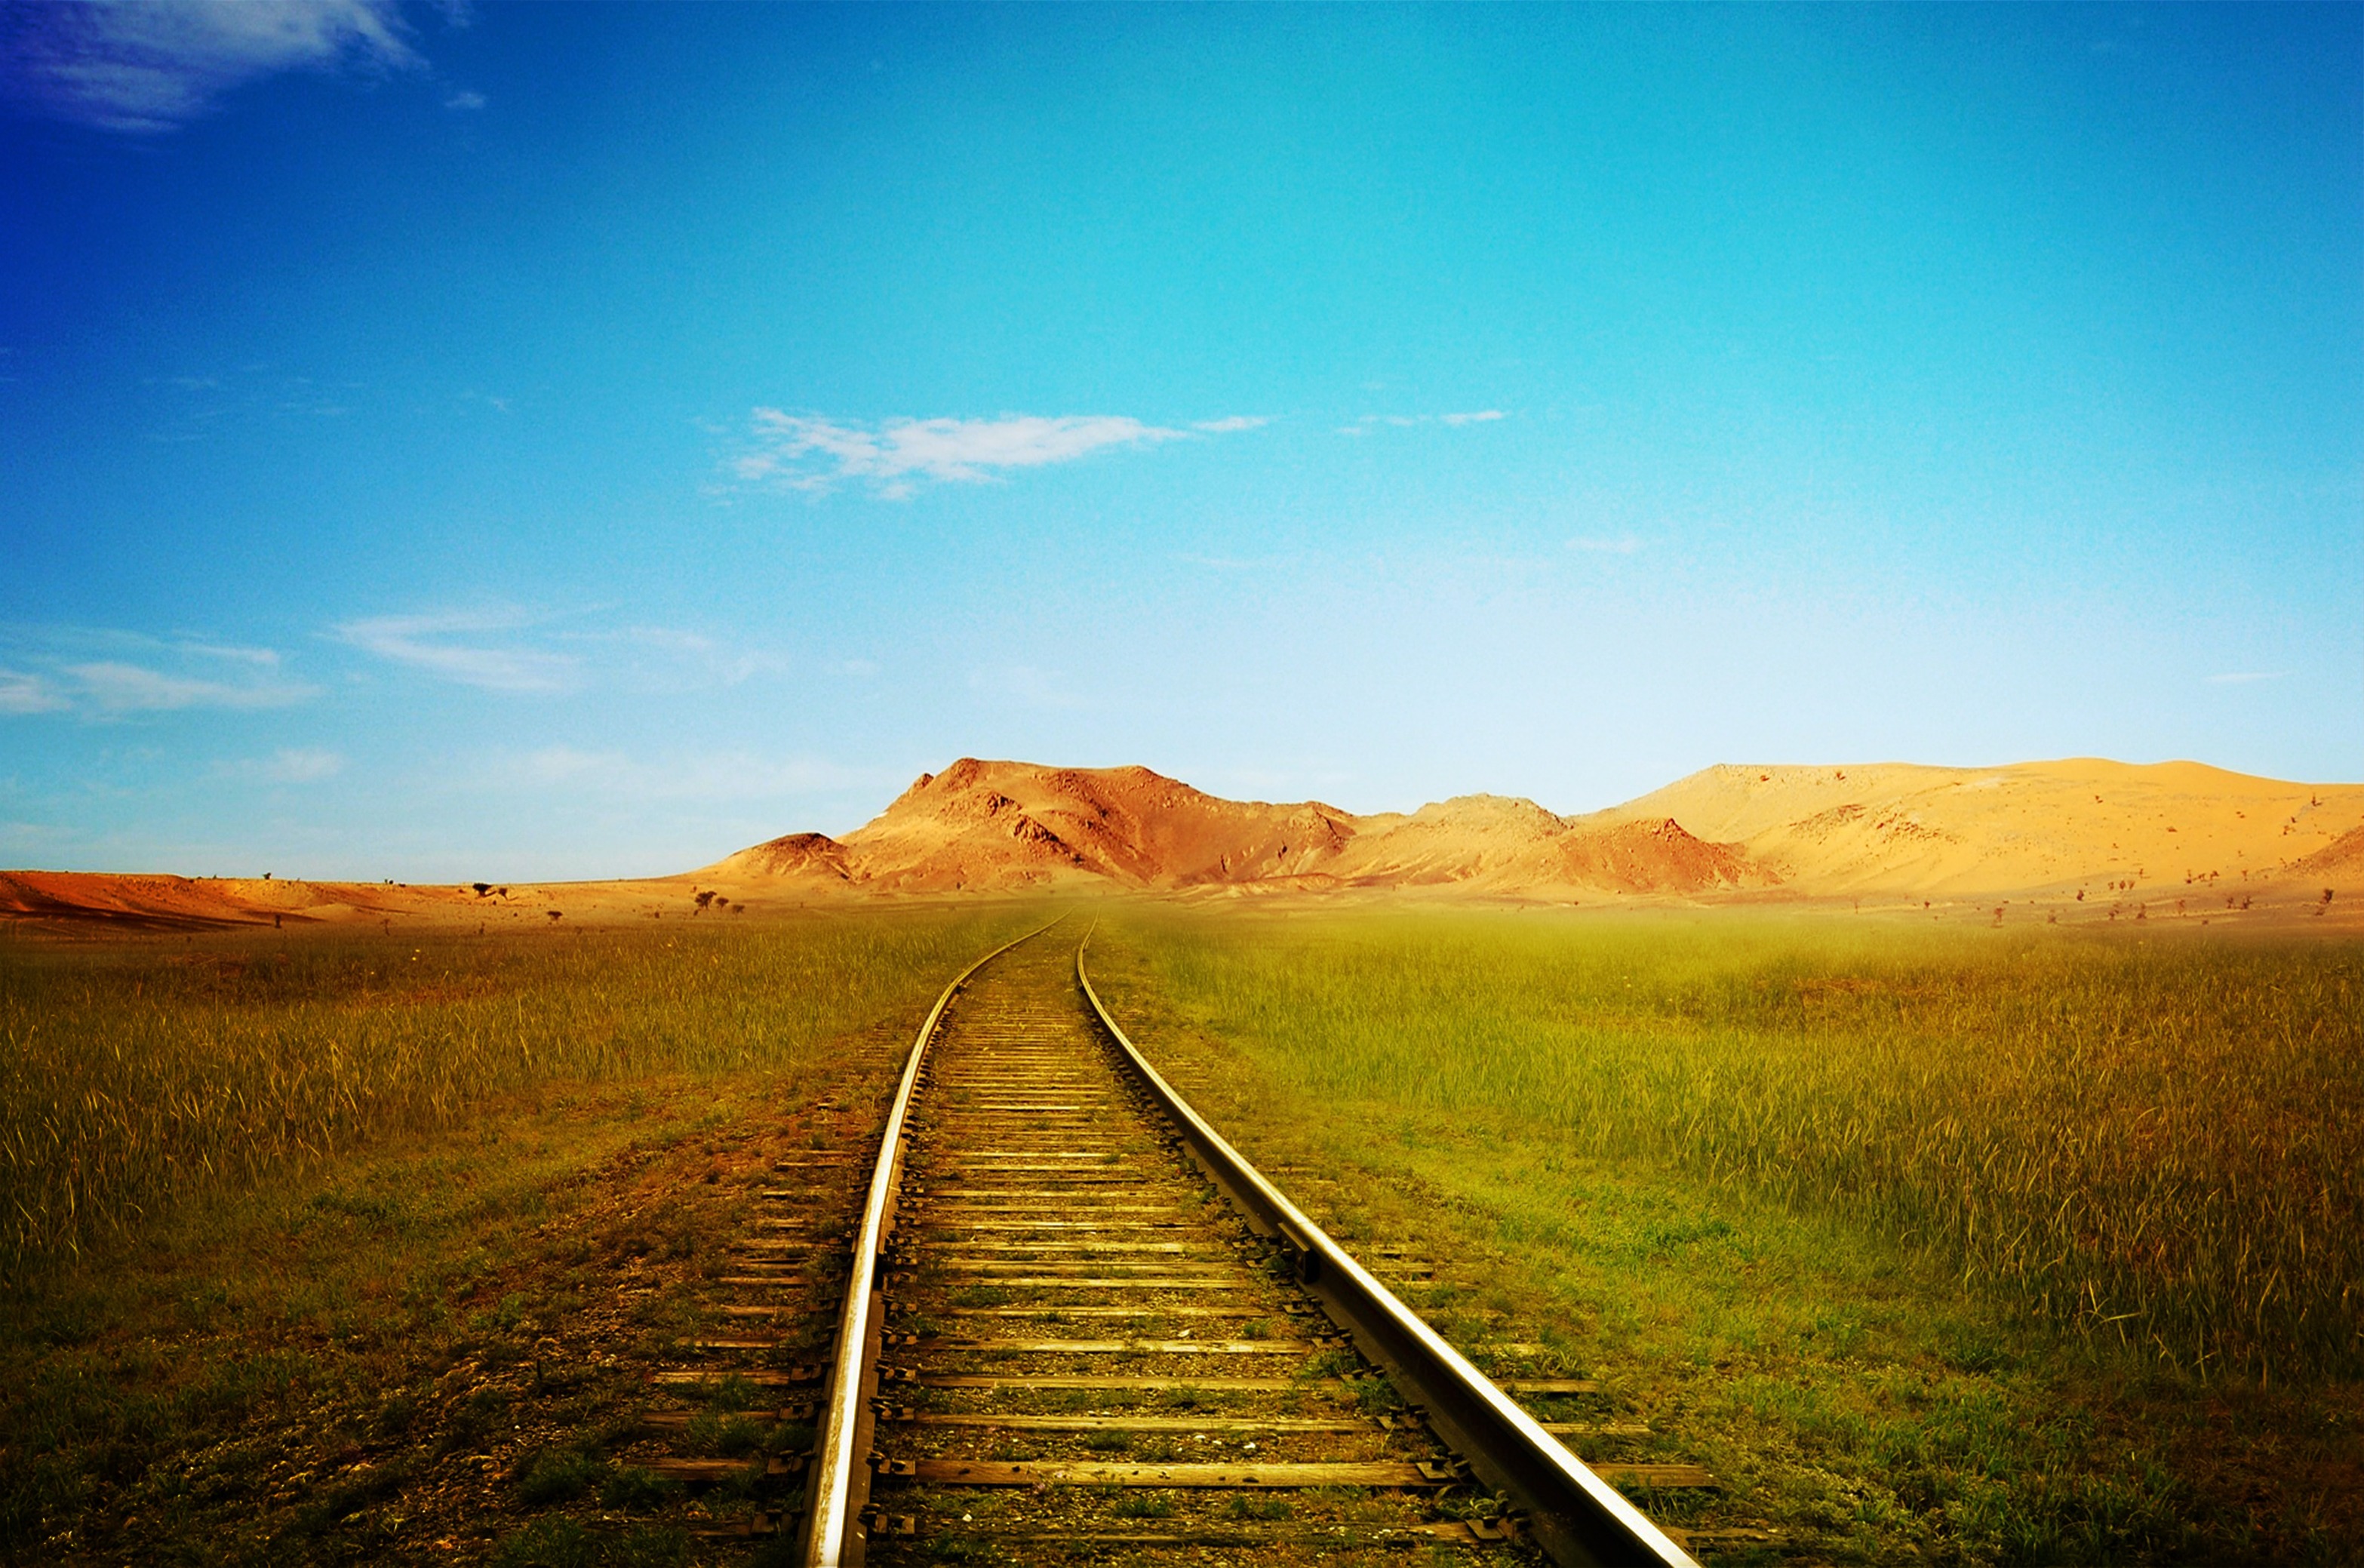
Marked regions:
[2,2,2358,879]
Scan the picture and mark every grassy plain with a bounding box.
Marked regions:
[7,902,2359,1565]
[0,909,1028,1564]
[1,911,1022,1269]
[1088,905,2364,1565]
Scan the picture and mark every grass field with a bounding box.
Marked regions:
[5,903,2359,1564]
[1087,905,2364,1564]
[0,909,1025,1271]
[0,909,1029,1563]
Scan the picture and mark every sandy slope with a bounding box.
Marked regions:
[0,869,702,934]
[8,755,2359,932]
[1605,758,2364,901]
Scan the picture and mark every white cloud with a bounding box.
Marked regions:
[334,611,579,693]
[65,660,315,712]
[442,88,484,110]
[334,611,789,695]
[174,641,284,667]
[2,0,420,134]
[0,629,317,715]
[1191,416,1270,433]
[558,623,792,689]
[1341,410,1510,435]
[731,410,1253,497]
[0,669,70,715]
[217,748,345,784]
[2206,671,2291,686]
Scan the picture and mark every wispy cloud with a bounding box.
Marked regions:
[442,88,484,110]
[2206,670,2291,686]
[0,0,420,134]
[214,748,345,784]
[334,610,579,693]
[66,661,313,712]
[730,410,1254,498]
[333,610,794,695]
[0,629,315,715]
[1191,416,1271,434]
[176,641,286,667]
[1338,410,1508,436]
[558,623,791,689]
[0,669,70,715]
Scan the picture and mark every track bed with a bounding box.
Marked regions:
[868,938,1489,1560]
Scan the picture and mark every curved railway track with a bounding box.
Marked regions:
[635,922,1717,1564]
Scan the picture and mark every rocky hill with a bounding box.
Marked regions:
[702,757,1776,896]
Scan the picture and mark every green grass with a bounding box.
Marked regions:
[0,907,1028,1271]
[0,1067,795,1560]
[10,902,2356,1563]
[1102,907,2362,1382]
[1089,905,2364,1563]
[0,906,1041,1562]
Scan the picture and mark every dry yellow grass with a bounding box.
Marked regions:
[0,910,1026,1271]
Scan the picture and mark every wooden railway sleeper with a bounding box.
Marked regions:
[804,928,1702,1567]
[1075,930,1701,1568]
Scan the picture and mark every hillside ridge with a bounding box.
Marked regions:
[8,755,2360,930]
[712,757,1760,896]
[701,754,2364,903]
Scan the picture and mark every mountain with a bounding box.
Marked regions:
[702,757,1778,896]
[9,757,2359,932]
[702,755,2364,906]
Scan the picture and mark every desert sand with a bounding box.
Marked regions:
[6,756,2359,933]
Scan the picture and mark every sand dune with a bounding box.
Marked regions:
[1606,758,2364,901]
[0,868,689,933]
[8,755,2359,932]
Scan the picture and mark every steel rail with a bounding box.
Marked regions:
[1075,930,1700,1568]
[799,919,1059,1568]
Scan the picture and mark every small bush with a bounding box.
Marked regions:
[516,1447,604,1506]
[1225,1495,1292,1520]
[598,1465,678,1511]
[493,1517,597,1568]
[1112,1491,1176,1519]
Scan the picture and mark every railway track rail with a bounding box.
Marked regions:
[770,921,1710,1567]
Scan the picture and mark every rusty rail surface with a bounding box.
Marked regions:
[798,919,1059,1568]
[1075,930,1699,1568]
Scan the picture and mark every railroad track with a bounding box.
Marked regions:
[632,922,1717,1563]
